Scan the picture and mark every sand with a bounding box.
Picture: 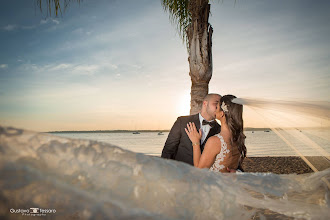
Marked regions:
[242,156,330,174]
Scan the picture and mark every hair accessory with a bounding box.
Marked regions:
[221,102,228,112]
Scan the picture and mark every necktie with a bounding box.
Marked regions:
[202,120,216,128]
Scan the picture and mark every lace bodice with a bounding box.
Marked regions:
[209,134,230,172]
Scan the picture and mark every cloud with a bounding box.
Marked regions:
[19,62,100,76]
[0,64,8,69]
[52,19,60,25]
[2,19,59,32]
[40,19,48,25]
[108,64,118,69]
[40,19,60,25]
[72,28,83,35]
[22,25,37,30]
[3,25,17,31]
[71,28,93,37]
[21,62,90,76]
[49,63,72,71]
[72,64,99,76]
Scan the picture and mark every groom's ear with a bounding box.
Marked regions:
[203,100,208,108]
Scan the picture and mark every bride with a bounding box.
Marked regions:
[185,95,247,172]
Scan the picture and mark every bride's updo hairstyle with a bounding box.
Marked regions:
[220,95,247,159]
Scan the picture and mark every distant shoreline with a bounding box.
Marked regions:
[47,130,170,133]
[46,127,329,133]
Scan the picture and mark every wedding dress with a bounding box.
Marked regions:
[209,134,241,172]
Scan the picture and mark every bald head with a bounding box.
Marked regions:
[200,93,221,121]
[203,93,221,102]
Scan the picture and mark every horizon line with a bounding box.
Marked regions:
[46,127,330,133]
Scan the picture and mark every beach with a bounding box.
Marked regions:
[242,156,330,174]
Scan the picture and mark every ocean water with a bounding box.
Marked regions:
[1,126,329,219]
[52,128,330,157]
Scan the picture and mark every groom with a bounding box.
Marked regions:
[161,93,221,165]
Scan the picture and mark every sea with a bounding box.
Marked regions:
[51,128,330,157]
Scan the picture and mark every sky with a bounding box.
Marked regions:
[0,0,329,131]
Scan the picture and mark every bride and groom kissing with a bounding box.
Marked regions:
[161,93,246,172]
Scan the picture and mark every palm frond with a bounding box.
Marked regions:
[35,0,81,17]
[161,0,190,45]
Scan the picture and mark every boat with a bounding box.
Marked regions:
[133,131,140,134]
[158,132,164,135]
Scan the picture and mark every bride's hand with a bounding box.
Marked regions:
[185,122,202,146]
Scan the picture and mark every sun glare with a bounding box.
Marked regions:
[176,92,191,116]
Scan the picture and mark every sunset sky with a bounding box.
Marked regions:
[0,0,329,131]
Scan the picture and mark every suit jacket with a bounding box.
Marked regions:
[161,113,221,166]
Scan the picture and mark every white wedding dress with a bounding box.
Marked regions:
[209,134,240,172]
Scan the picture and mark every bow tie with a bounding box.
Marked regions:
[202,120,216,128]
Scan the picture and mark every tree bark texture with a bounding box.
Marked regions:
[187,0,213,115]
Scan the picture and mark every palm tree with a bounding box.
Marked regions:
[161,0,213,114]
[37,0,212,114]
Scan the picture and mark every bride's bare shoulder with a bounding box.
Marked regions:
[206,136,221,147]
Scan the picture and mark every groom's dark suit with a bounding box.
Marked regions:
[161,113,221,166]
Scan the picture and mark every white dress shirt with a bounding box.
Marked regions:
[198,113,215,144]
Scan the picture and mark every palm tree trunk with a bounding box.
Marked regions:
[187,0,213,115]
